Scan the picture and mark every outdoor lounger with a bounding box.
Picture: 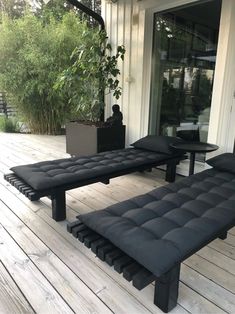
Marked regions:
[68,153,235,312]
[4,135,185,221]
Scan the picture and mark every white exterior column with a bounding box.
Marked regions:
[207,0,235,153]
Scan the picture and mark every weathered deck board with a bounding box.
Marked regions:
[208,239,235,260]
[197,246,235,275]
[229,227,235,236]
[0,261,35,314]
[0,201,112,314]
[0,132,235,314]
[184,254,235,294]
[0,224,73,314]
[180,265,235,312]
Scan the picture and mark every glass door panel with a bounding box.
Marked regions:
[149,0,221,149]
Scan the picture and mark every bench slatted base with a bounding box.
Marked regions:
[4,173,42,201]
[67,219,180,312]
[4,173,66,221]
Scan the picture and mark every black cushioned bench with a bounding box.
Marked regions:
[4,147,184,221]
[68,153,235,312]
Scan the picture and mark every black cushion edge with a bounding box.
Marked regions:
[131,135,184,155]
[206,153,235,174]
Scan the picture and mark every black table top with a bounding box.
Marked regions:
[171,141,219,153]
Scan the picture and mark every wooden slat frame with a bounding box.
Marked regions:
[67,219,157,292]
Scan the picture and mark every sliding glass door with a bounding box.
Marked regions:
[149,0,222,145]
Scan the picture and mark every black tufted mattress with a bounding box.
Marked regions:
[10,148,182,191]
[79,168,235,278]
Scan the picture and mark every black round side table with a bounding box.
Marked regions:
[171,142,219,176]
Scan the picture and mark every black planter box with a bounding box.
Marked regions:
[66,122,126,156]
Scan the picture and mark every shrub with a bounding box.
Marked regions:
[0,12,91,134]
[55,30,125,122]
[0,116,20,133]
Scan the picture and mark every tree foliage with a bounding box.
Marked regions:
[55,30,125,122]
[0,0,27,18]
[0,0,101,21]
[39,0,74,21]
[80,0,101,14]
[0,12,91,134]
[40,0,101,26]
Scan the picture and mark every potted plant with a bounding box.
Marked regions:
[55,26,126,156]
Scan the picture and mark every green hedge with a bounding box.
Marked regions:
[0,12,96,134]
[0,116,20,133]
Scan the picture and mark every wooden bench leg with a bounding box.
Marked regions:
[101,179,110,185]
[218,231,227,240]
[51,191,66,221]
[154,264,180,313]
[165,163,177,182]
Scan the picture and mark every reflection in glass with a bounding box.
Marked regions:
[149,0,221,149]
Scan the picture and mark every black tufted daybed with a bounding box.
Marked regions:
[68,153,235,312]
[4,136,185,221]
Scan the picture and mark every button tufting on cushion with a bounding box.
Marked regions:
[10,148,179,190]
[79,168,235,278]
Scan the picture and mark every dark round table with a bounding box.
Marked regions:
[171,142,219,175]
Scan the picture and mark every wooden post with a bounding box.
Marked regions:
[165,162,176,182]
[51,191,66,221]
[218,231,227,240]
[154,264,180,313]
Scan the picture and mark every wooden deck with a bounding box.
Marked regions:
[0,132,234,314]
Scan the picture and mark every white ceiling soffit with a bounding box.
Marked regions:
[138,0,199,11]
